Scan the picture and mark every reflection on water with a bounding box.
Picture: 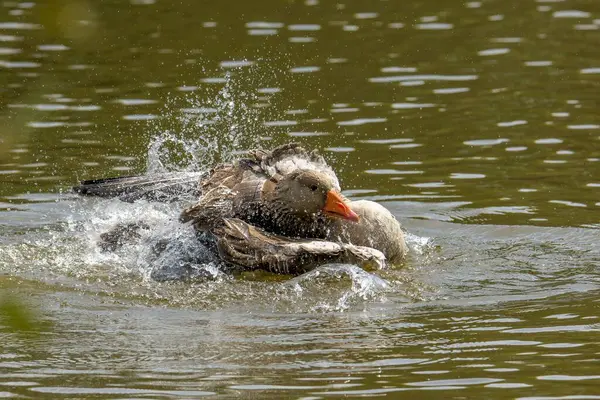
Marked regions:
[2,0,600,398]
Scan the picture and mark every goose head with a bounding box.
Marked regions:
[270,169,359,222]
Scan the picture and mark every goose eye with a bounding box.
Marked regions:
[310,184,318,192]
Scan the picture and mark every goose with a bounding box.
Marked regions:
[74,143,406,274]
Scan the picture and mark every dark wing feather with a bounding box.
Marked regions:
[73,172,206,202]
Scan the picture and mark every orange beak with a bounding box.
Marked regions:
[323,190,360,222]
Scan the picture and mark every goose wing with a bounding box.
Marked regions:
[214,217,386,275]
[73,171,205,202]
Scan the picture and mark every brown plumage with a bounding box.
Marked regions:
[180,144,359,238]
[213,218,386,274]
[181,168,358,239]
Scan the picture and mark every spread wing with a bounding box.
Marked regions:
[73,172,206,202]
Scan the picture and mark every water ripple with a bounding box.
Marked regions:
[498,120,527,127]
[0,22,40,29]
[337,117,387,126]
[416,23,454,30]
[392,102,435,109]
[0,61,40,68]
[553,10,591,18]
[29,387,216,396]
[370,74,478,83]
[478,48,510,56]
[288,24,321,31]
[246,22,284,29]
[114,99,158,106]
[290,66,320,73]
[464,138,509,146]
[406,378,504,387]
[434,87,470,94]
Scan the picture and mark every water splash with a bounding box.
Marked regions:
[146,71,273,174]
[285,264,392,312]
[405,231,434,255]
[64,196,233,283]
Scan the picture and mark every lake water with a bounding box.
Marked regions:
[1,0,600,398]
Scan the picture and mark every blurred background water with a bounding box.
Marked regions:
[1,0,600,398]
